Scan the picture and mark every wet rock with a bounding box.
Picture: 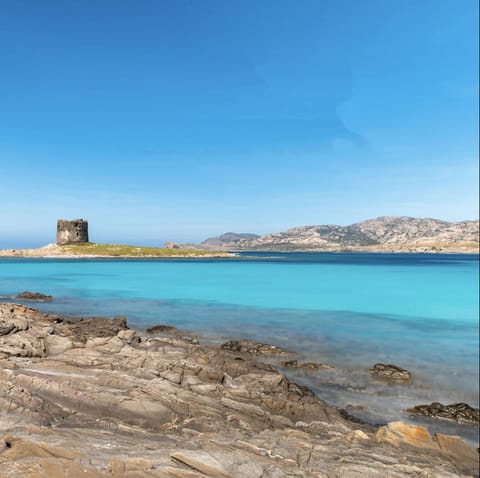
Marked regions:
[281,359,335,370]
[369,363,411,382]
[146,324,178,334]
[406,402,480,424]
[15,291,53,301]
[221,339,291,356]
[56,314,129,342]
[338,408,372,426]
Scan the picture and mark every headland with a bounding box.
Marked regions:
[0,243,234,259]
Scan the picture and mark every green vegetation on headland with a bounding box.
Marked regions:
[62,243,232,257]
[0,242,233,258]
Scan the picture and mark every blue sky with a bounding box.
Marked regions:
[0,0,478,246]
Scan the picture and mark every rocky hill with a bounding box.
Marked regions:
[234,217,479,252]
[166,217,479,253]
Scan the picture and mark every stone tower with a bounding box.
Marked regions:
[56,219,89,245]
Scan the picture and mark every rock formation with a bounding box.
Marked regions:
[15,291,53,301]
[407,402,480,425]
[232,217,480,251]
[369,363,412,382]
[0,303,478,477]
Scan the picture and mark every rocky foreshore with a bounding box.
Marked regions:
[0,303,478,477]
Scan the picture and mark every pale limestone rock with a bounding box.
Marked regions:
[346,430,371,442]
[171,451,235,478]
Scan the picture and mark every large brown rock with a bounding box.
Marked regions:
[376,421,437,449]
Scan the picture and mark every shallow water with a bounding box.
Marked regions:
[0,252,478,442]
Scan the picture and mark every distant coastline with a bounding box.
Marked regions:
[229,243,479,254]
[1,216,478,258]
[166,216,480,254]
[0,242,477,258]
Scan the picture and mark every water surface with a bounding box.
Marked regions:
[1,252,478,441]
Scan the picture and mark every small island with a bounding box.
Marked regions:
[0,219,233,258]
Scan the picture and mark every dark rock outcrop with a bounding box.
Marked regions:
[281,359,335,370]
[55,315,129,343]
[16,291,53,301]
[406,402,480,424]
[221,339,291,356]
[370,363,412,382]
[145,324,178,334]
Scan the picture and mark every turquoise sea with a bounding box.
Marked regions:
[0,252,478,441]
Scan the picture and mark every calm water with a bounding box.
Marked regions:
[0,252,478,441]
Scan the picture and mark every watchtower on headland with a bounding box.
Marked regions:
[56,219,89,245]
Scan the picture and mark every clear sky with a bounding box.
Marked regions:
[0,0,478,247]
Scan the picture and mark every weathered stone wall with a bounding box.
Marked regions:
[56,219,89,245]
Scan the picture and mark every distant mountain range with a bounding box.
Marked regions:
[165,217,479,253]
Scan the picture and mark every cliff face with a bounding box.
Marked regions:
[184,217,478,252]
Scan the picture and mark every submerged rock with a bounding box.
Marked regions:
[406,402,480,424]
[369,363,411,382]
[15,291,53,301]
[221,339,291,356]
[145,324,178,334]
[56,315,129,343]
[281,359,335,370]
